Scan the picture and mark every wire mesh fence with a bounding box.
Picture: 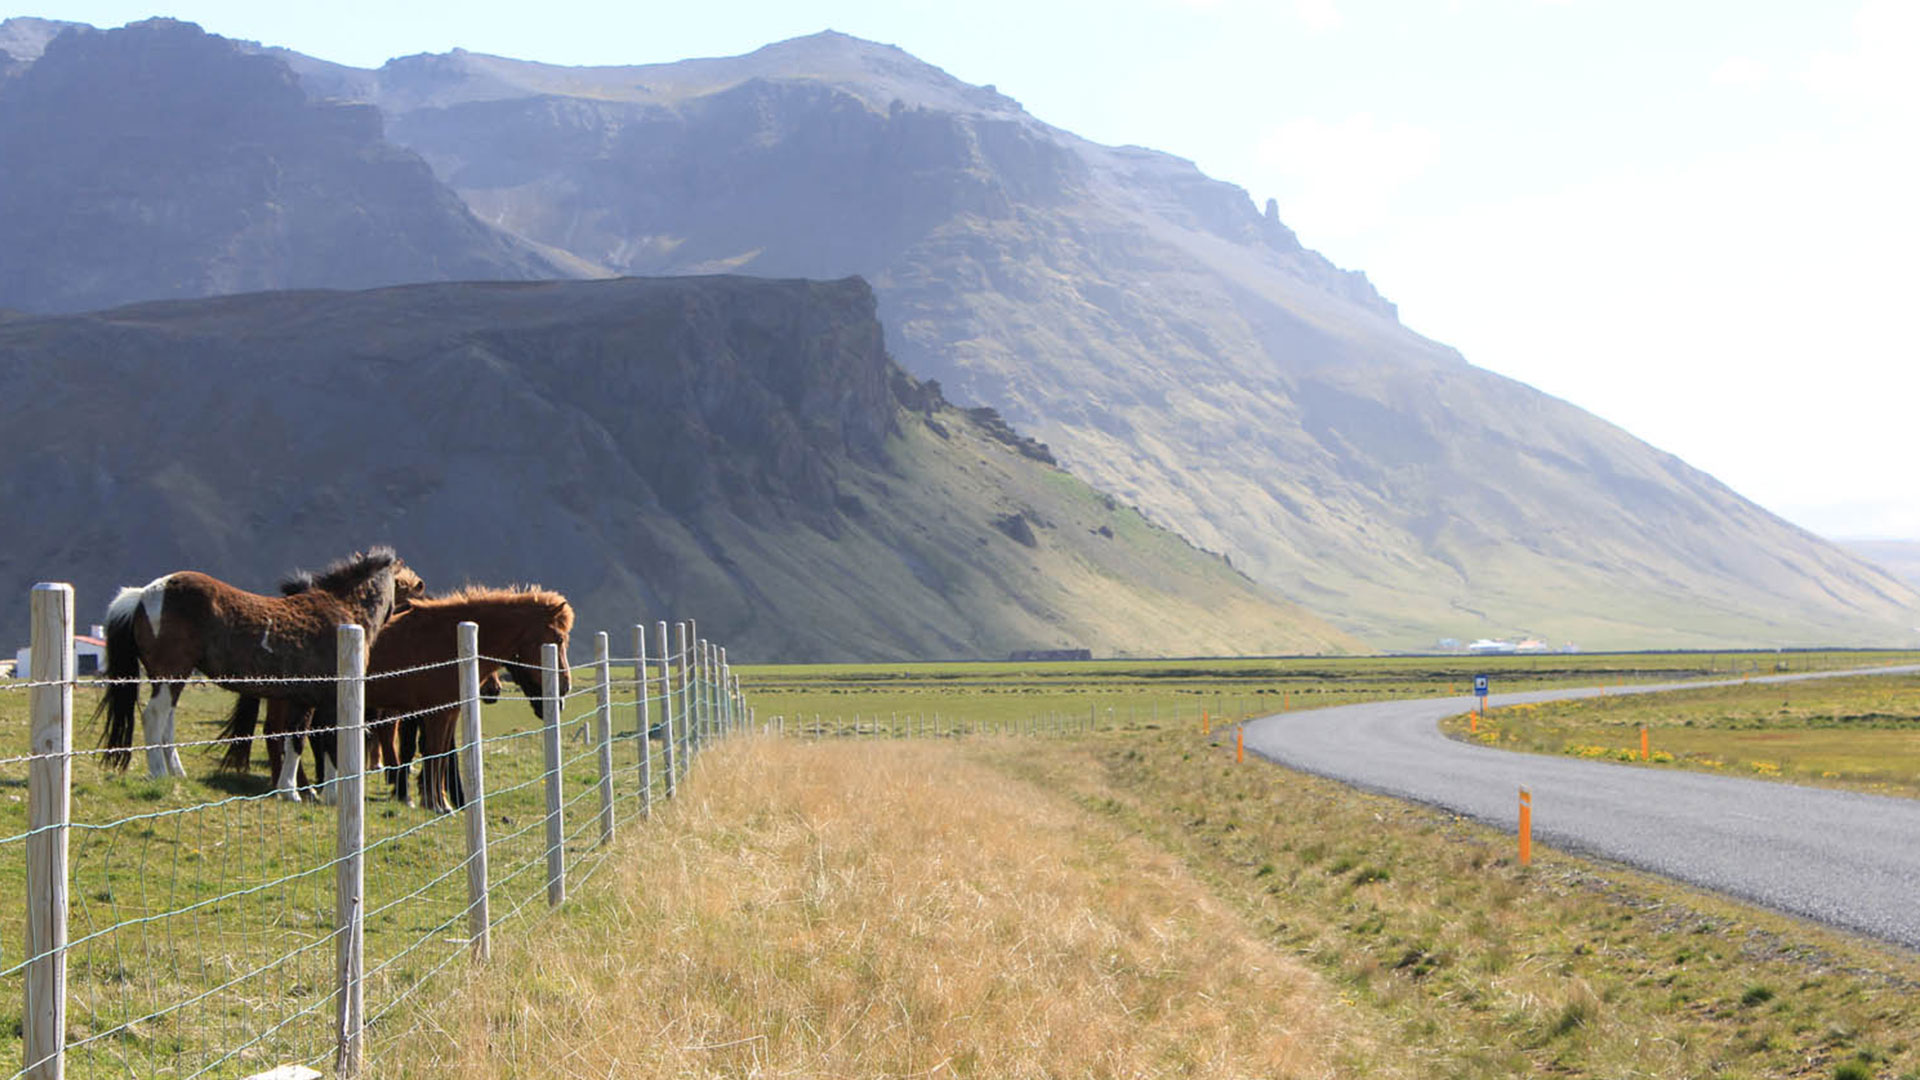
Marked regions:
[0,585,745,1078]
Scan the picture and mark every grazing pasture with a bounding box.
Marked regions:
[0,600,735,1078]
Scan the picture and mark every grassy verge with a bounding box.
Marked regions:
[1440,672,1920,798]
[399,724,1920,1079]
[1001,728,1920,1079]
[401,737,1379,1078]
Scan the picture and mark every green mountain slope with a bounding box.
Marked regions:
[0,276,1353,660]
[309,31,1916,649]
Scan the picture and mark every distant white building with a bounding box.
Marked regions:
[13,624,107,678]
[1467,638,1516,655]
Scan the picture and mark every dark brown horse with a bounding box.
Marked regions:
[95,547,424,778]
[220,585,574,809]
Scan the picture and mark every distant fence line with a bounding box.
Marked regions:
[3,582,751,1079]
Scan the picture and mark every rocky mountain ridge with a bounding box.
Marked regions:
[0,275,1352,660]
[0,18,564,315]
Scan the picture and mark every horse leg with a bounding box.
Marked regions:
[373,714,408,806]
[141,683,182,780]
[313,743,334,806]
[449,741,466,810]
[421,716,453,814]
[272,734,304,802]
[313,724,340,807]
[398,713,423,809]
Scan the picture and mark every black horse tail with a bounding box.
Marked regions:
[219,696,261,772]
[92,587,145,772]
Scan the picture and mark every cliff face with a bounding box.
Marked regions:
[0,276,1350,660]
[0,19,566,315]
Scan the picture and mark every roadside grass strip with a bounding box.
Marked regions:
[402,736,1376,1078]
[1000,728,1920,1080]
[1442,673,1920,799]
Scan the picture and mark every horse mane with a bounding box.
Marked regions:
[405,585,575,634]
[288,546,399,594]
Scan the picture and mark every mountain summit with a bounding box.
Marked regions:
[0,18,565,314]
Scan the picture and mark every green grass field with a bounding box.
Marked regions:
[0,669,679,1076]
[1442,670,1920,798]
[740,650,1920,736]
[3,649,1917,1076]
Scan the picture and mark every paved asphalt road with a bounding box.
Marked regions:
[1240,665,1920,949]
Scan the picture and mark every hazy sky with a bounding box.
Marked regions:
[21,1,1919,539]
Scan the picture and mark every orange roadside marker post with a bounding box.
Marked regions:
[1236,725,1245,763]
[1518,787,1533,867]
[1640,727,1649,761]
[1202,709,1210,736]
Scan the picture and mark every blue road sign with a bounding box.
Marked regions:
[1474,675,1489,696]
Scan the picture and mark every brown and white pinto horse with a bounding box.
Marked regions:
[95,548,424,778]
[220,585,574,809]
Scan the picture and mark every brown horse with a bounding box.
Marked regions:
[96,547,424,778]
[220,585,574,809]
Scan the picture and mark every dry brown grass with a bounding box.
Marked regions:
[399,737,1373,1078]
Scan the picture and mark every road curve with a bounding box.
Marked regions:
[1241,665,1920,949]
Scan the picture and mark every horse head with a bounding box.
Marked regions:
[300,546,407,629]
[391,562,428,612]
[499,591,575,720]
[500,650,572,720]
[281,550,426,618]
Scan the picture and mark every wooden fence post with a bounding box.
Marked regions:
[541,642,566,908]
[25,583,72,1080]
[456,621,490,962]
[685,620,700,753]
[593,632,615,845]
[334,624,367,1077]
[697,638,710,747]
[714,641,725,734]
[659,622,678,799]
[676,622,693,774]
[634,625,652,817]
[704,640,716,743]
